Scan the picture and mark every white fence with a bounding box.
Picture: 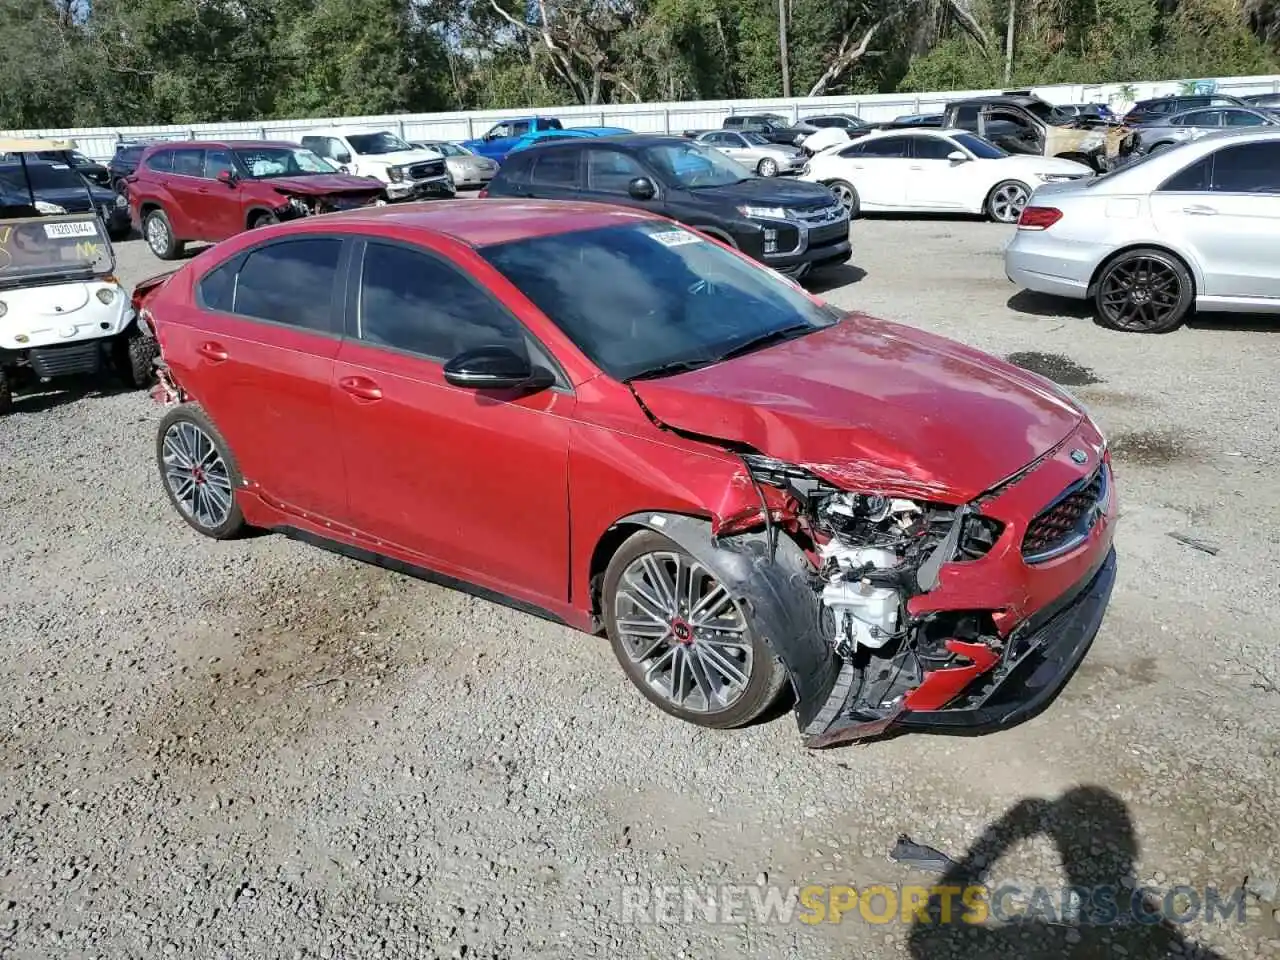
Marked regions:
[7,73,1280,162]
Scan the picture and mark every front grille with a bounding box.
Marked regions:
[407,160,446,180]
[28,342,104,378]
[1022,464,1107,562]
[791,204,846,226]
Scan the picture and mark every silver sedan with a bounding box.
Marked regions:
[1124,105,1279,156]
[693,131,805,177]
[1005,128,1280,333]
[411,141,498,188]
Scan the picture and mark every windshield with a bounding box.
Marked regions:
[0,214,112,286]
[346,132,414,155]
[424,142,467,157]
[952,133,1008,159]
[479,221,840,381]
[642,142,752,188]
[0,162,85,193]
[741,132,771,145]
[234,146,338,177]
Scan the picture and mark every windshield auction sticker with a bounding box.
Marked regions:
[43,221,99,239]
[650,230,703,247]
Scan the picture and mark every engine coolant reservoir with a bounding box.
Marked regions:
[819,546,900,651]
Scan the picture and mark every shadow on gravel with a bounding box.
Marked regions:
[809,263,867,292]
[1006,289,1093,320]
[1187,311,1280,333]
[7,375,136,414]
[906,786,1229,960]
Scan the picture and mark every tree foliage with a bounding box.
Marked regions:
[1,0,1277,129]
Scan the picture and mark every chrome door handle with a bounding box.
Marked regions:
[1182,204,1217,215]
[909,165,923,170]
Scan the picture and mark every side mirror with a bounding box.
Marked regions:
[946,150,969,163]
[335,151,352,165]
[338,165,350,174]
[443,345,552,391]
[628,177,657,200]
[216,169,238,185]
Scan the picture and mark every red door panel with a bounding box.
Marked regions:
[332,339,573,604]
[162,310,347,523]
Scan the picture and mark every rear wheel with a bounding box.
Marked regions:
[756,157,779,177]
[143,209,183,260]
[1093,248,1193,333]
[827,179,860,218]
[985,179,1032,223]
[156,404,247,540]
[603,530,787,729]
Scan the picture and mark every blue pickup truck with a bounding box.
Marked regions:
[462,117,565,163]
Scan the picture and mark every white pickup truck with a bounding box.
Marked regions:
[299,129,454,202]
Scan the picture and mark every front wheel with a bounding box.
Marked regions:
[156,404,247,540]
[756,157,779,178]
[250,211,279,229]
[144,209,183,260]
[114,326,159,388]
[826,179,860,218]
[603,530,787,729]
[985,179,1032,223]
[1093,248,1193,333]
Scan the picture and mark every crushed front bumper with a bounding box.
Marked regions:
[386,177,455,201]
[806,546,1116,747]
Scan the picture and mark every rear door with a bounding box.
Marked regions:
[331,238,573,601]
[166,235,351,521]
[523,147,583,201]
[1151,140,1280,299]
[841,136,911,208]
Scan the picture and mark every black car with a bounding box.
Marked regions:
[22,149,111,187]
[481,135,850,279]
[1121,94,1246,126]
[889,113,945,126]
[1243,92,1280,109]
[108,140,161,194]
[0,160,132,240]
[723,114,815,146]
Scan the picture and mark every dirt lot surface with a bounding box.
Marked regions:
[2,216,1278,960]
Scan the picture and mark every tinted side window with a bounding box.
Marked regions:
[1159,155,1211,192]
[860,137,910,158]
[585,149,646,193]
[912,137,957,160]
[1210,142,1280,193]
[144,151,173,173]
[1176,110,1220,127]
[301,137,326,157]
[233,239,343,333]
[952,106,979,128]
[1223,110,1266,127]
[204,149,235,179]
[199,261,237,313]
[530,150,579,187]
[359,243,527,361]
[171,149,205,177]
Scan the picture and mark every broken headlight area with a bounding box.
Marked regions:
[276,195,317,220]
[735,453,1007,722]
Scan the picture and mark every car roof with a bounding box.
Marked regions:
[511,134,686,152]
[143,140,306,151]
[293,198,664,247]
[861,126,968,139]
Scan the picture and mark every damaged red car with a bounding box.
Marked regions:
[127,140,387,260]
[136,200,1117,748]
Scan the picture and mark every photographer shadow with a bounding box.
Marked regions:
[906,785,1229,960]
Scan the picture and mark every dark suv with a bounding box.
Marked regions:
[480,135,850,279]
[1122,94,1246,126]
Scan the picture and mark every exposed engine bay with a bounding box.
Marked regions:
[274,191,384,221]
[739,453,1008,729]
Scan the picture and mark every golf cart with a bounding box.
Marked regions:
[0,137,156,414]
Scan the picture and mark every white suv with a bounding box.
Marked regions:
[300,129,454,202]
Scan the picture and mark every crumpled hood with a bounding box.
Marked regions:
[267,174,385,196]
[630,315,1085,503]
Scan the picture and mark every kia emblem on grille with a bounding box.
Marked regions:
[1070,448,1088,464]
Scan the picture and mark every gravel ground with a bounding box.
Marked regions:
[2,216,1279,960]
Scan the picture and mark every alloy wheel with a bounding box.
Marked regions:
[145,216,168,256]
[758,158,778,177]
[830,182,855,212]
[989,182,1030,223]
[1098,256,1183,331]
[161,420,234,530]
[613,551,753,714]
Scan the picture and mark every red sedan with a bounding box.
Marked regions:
[136,200,1117,747]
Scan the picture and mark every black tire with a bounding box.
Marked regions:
[156,403,248,540]
[249,211,279,229]
[985,179,1032,223]
[143,208,183,260]
[114,327,159,388]
[0,366,11,416]
[756,157,779,177]
[827,179,860,218]
[1092,247,1193,334]
[602,530,788,730]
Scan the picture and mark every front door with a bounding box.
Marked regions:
[201,147,246,240]
[902,134,968,210]
[331,238,573,603]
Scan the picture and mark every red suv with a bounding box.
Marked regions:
[127,140,387,260]
[136,200,1117,748]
